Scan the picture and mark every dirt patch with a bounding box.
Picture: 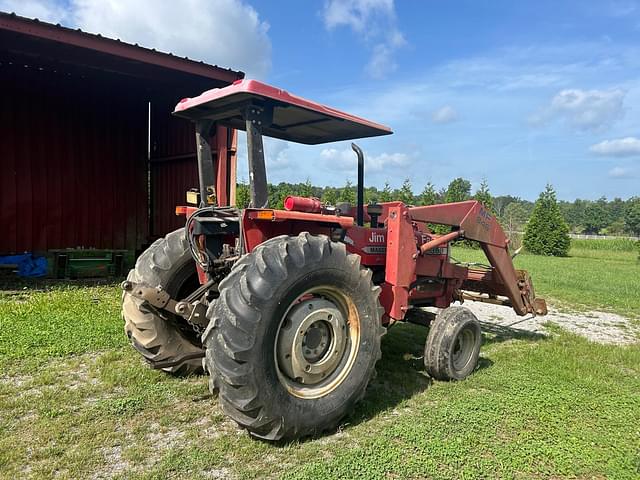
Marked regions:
[92,445,131,480]
[443,302,640,345]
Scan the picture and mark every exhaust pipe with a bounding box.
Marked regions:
[351,143,364,227]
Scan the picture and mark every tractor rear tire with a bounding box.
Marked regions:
[122,228,204,376]
[203,233,385,441]
[424,306,482,381]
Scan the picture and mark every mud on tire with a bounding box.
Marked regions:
[122,228,204,375]
[203,232,385,441]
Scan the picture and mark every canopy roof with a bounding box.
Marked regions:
[173,79,392,145]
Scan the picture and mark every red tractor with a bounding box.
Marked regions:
[122,79,546,441]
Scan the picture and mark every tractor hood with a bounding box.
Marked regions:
[173,79,392,145]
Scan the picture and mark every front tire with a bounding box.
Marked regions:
[203,233,384,441]
[424,306,482,381]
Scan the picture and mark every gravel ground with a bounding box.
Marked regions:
[433,301,640,345]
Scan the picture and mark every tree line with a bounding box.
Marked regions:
[236,177,640,238]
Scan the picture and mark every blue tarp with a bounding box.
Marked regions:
[0,254,48,277]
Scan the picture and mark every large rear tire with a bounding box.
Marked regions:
[203,233,384,441]
[122,228,204,375]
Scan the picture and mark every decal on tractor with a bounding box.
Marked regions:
[369,231,385,243]
[476,207,493,231]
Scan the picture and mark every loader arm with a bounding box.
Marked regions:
[384,200,546,321]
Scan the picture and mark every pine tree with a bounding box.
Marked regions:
[299,177,313,198]
[322,187,338,206]
[474,178,494,213]
[398,178,414,205]
[339,180,356,203]
[523,184,570,256]
[379,181,393,202]
[420,182,438,206]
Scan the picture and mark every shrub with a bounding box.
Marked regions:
[524,184,570,256]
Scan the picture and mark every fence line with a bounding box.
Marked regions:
[568,234,639,241]
[505,232,638,241]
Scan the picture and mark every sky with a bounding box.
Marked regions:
[2,0,640,200]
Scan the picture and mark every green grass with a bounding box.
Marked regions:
[0,245,638,479]
[452,243,640,318]
[570,238,638,252]
[0,285,124,373]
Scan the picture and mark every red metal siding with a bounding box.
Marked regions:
[151,156,199,235]
[150,100,238,238]
[0,61,149,254]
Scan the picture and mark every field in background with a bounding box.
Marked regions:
[569,237,638,251]
[453,238,640,318]
[1,239,639,479]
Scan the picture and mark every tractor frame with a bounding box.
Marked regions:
[121,79,546,440]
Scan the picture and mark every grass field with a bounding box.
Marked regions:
[452,240,640,318]
[0,241,638,479]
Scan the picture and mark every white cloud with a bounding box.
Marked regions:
[0,0,271,78]
[72,0,271,77]
[589,136,640,156]
[0,0,70,22]
[323,0,394,32]
[431,105,458,124]
[607,1,638,17]
[320,147,409,172]
[264,139,291,171]
[530,88,626,131]
[608,166,635,178]
[236,135,291,182]
[323,0,405,79]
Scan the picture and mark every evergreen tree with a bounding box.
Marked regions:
[420,182,438,206]
[339,180,356,203]
[473,178,494,213]
[379,181,393,202]
[445,177,471,203]
[398,178,414,205]
[322,187,338,206]
[299,177,313,197]
[523,184,570,256]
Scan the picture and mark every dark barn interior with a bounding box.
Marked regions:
[0,12,241,265]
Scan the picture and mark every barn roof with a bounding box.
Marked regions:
[0,11,244,89]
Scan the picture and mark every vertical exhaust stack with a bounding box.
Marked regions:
[351,143,365,227]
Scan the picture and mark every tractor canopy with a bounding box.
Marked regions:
[173,79,392,145]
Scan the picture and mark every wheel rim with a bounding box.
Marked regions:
[451,326,477,372]
[275,286,360,399]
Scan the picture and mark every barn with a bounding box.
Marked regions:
[0,12,242,275]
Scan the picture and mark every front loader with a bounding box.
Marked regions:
[122,79,546,441]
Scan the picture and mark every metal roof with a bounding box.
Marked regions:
[0,11,244,84]
[173,79,393,145]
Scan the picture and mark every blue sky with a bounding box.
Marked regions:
[3,0,640,200]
